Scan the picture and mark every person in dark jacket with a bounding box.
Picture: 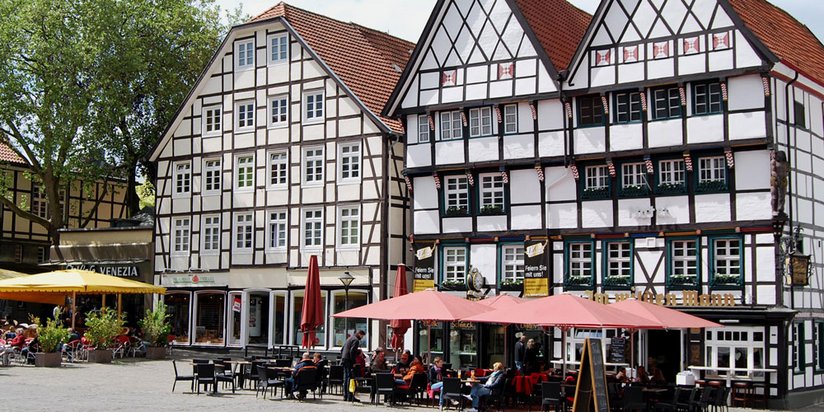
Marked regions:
[341,329,365,402]
[286,352,317,399]
[468,362,506,411]
[514,335,527,374]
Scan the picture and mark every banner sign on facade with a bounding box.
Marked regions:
[523,239,549,297]
[67,263,139,278]
[413,241,437,292]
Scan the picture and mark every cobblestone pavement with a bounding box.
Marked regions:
[0,353,817,412]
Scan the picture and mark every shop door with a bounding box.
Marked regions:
[227,292,243,347]
[647,330,682,383]
[244,291,270,346]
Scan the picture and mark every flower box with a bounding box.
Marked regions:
[440,279,467,291]
[711,273,741,288]
[565,275,592,289]
[581,187,610,201]
[655,183,687,196]
[499,278,523,291]
[444,207,469,217]
[34,352,61,368]
[479,205,504,216]
[696,180,728,193]
[603,275,632,289]
[619,185,649,198]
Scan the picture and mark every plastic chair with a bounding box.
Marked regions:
[293,367,319,400]
[540,381,564,412]
[195,364,216,395]
[172,359,195,392]
[327,364,344,394]
[374,372,397,405]
[256,365,284,399]
[214,362,236,393]
[441,377,466,410]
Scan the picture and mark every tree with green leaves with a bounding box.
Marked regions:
[0,0,235,242]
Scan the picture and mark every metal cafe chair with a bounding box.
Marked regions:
[195,363,216,395]
[441,377,466,410]
[171,359,195,393]
[374,373,397,405]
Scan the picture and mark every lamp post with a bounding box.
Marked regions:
[339,271,355,337]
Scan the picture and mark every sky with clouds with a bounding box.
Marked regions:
[217,0,823,44]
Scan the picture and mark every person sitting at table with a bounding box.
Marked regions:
[286,352,317,399]
[648,360,666,385]
[396,355,425,386]
[635,365,650,384]
[354,348,367,377]
[313,353,328,392]
[9,328,25,350]
[428,357,449,408]
[393,350,412,375]
[615,366,629,384]
[371,347,388,373]
[3,325,16,340]
[467,362,505,411]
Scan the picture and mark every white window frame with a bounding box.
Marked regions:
[444,176,469,213]
[233,213,254,252]
[201,215,221,255]
[605,241,632,278]
[659,159,685,186]
[417,114,430,143]
[267,210,288,251]
[302,146,324,185]
[704,327,766,377]
[443,247,467,282]
[501,245,524,281]
[469,107,493,137]
[236,39,255,70]
[568,242,593,280]
[713,238,741,278]
[338,142,361,183]
[503,104,518,134]
[302,208,324,249]
[267,32,288,64]
[173,162,191,197]
[267,150,288,189]
[338,206,360,248]
[268,95,288,128]
[699,156,727,183]
[303,90,324,122]
[670,239,698,280]
[235,100,255,131]
[439,111,463,140]
[203,159,221,195]
[202,105,222,137]
[234,155,255,191]
[31,183,48,219]
[172,217,191,255]
[585,166,609,190]
[621,162,647,189]
[479,173,504,210]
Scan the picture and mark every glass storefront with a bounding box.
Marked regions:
[450,322,477,370]
[165,293,191,344]
[228,292,242,346]
[272,294,286,345]
[484,324,506,367]
[247,292,270,345]
[195,292,225,345]
[418,321,444,364]
[332,291,367,347]
[293,292,326,347]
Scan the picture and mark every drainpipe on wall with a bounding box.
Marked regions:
[784,71,799,311]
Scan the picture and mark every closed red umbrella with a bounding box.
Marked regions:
[300,255,324,349]
[389,265,411,351]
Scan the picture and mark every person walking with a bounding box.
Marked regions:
[341,329,365,402]
[514,334,527,374]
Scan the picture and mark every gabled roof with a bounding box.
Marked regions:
[0,141,27,165]
[250,3,414,133]
[513,0,591,72]
[727,0,824,85]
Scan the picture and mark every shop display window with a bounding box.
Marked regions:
[165,293,191,344]
[195,292,225,345]
[332,291,367,347]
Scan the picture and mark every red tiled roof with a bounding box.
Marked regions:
[0,141,26,165]
[514,0,592,72]
[728,0,824,85]
[250,3,413,133]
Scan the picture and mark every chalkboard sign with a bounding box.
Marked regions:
[610,337,626,363]
[573,338,610,412]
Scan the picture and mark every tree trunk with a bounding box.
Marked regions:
[126,161,139,217]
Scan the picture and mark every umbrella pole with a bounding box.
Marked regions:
[117,294,122,321]
[427,323,432,365]
[71,292,76,330]
[631,329,636,368]
[102,294,106,310]
[561,326,568,378]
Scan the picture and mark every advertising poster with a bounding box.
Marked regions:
[413,241,437,292]
[523,239,549,297]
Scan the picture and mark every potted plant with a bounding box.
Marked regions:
[499,277,523,291]
[138,302,171,360]
[479,205,504,216]
[440,279,467,290]
[445,206,469,217]
[35,318,69,367]
[84,309,124,363]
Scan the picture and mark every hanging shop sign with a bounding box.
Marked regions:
[413,242,436,292]
[66,263,139,278]
[523,239,549,297]
[583,290,738,307]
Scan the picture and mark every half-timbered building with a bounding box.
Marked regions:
[387,0,824,406]
[149,3,411,350]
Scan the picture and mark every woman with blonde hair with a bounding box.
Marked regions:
[468,362,505,411]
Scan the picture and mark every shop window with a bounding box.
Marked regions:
[693,82,723,115]
[705,327,765,378]
[469,107,493,137]
[619,162,649,197]
[565,241,594,289]
[614,91,642,123]
[656,159,686,195]
[503,104,518,134]
[417,320,444,362]
[440,111,463,140]
[293,292,326,347]
[696,156,728,193]
[652,86,682,120]
[710,237,742,289]
[478,173,504,215]
[443,175,469,217]
[667,238,700,289]
[195,292,225,345]
[577,94,604,127]
[581,165,610,200]
[332,291,367,347]
[441,246,468,289]
[450,322,477,370]
[165,293,191,344]
[272,294,287,345]
[604,240,633,289]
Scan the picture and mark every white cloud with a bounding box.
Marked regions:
[217,0,822,47]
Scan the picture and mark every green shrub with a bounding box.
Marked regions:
[138,302,171,347]
[84,309,125,348]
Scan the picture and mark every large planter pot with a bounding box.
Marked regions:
[35,352,62,368]
[88,349,113,364]
[146,347,167,360]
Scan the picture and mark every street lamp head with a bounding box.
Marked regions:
[339,271,355,288]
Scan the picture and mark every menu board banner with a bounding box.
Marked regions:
[523,240,549,297]
[413,241,437,292]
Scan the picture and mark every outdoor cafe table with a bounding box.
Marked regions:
[686,365,777,388]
